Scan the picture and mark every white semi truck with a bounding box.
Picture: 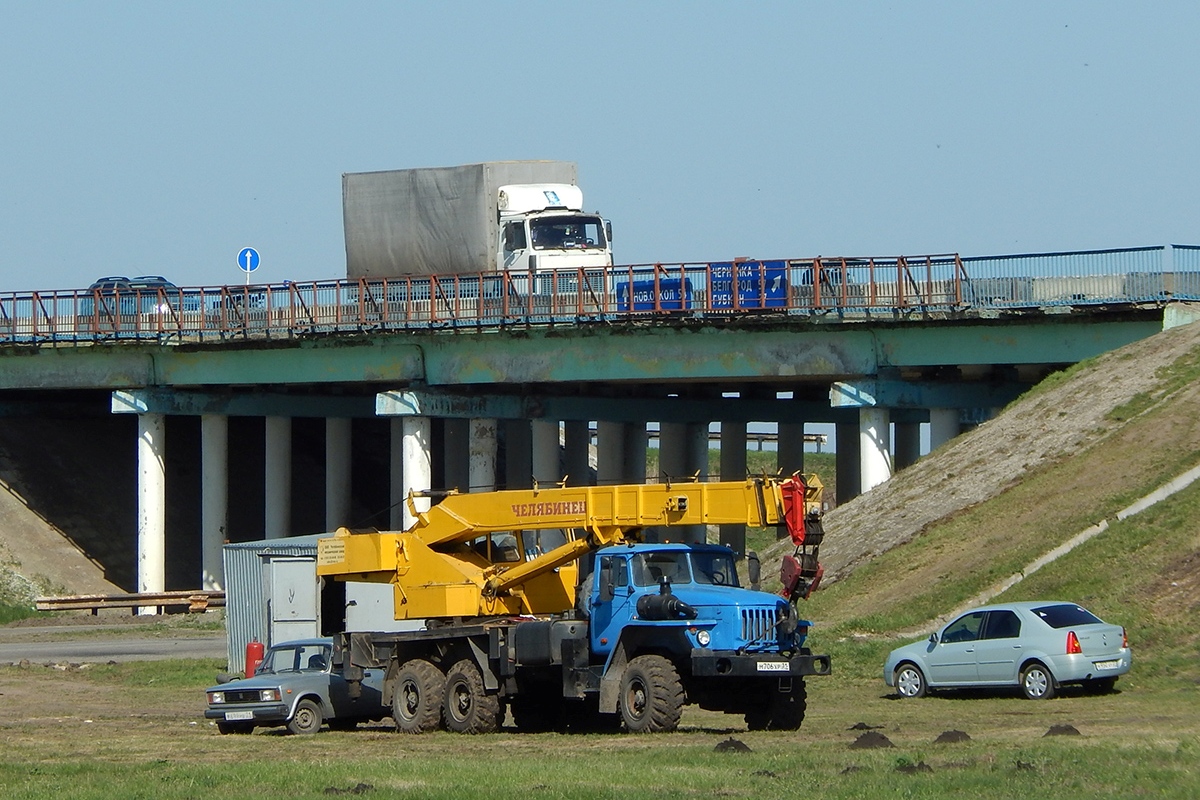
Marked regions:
[342,161,613,279]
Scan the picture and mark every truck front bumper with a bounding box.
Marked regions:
[690,649,832,678]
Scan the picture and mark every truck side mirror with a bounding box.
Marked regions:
[605,221,613,243]
[747,551,761,590]
[598,561,616,602]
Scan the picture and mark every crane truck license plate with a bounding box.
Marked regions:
[756,661,789,673]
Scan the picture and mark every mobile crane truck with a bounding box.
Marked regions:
[315,474,829,734]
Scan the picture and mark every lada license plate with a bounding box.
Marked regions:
[1094,659,1121,670]
[756,661,789,673]
[224,710,254,721]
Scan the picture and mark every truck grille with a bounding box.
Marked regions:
[741,607,777,643]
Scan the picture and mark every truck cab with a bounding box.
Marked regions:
[586,543,809,660]
[497,183,613,274]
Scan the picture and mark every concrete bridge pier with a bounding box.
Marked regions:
[136,412,166,614]
[200,414,227,590]
[718,421,748,556]
[397,416,432,530]
[564,420,590,486]
[531,420,560,486]
[929,408,962,452]
[264,416,292,539]
[860,407,894,493]
[468,418,498,493]
[894,421,922,470]
[325,417,352,529]
[657,421,708,543]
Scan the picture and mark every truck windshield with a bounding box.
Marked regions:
[691,551,739,587]
[631,552,692,587]
[529,215,606,250]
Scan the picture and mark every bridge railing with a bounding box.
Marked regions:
[2,247,1198,345]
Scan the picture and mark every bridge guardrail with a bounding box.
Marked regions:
[1,247,1198,345]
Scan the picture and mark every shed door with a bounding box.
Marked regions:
[266,556,318,645]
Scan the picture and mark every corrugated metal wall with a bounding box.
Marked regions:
[222,535,322,673]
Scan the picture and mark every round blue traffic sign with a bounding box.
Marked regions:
[238,247,261,272]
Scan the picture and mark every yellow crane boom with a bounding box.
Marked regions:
[317,475,819,620]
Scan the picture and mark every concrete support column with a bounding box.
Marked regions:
[622,423,648,483]
[719,421,748,556]
[929,408,962,452]
[658,422,687,480]
[400,417,432,530]
[264,416,292,539]
[564,419,591,486]
[531,420,560,486]
[835,421,861,506]
[596,421,625,485]
[504,419,533,490]
[443,418,469,492]
[137,413,166,613]
[778,420,806,478]
[325,418,352,531]
[894,421,922,470]
[860,407,893,494]
[200,414,228,591]
[469,418,498,492]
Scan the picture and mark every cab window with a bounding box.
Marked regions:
[631,552,692,587]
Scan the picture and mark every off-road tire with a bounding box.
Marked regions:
[443,659,501,734]
[619,654,684,733]
[392,659,446,733]
[745,679,807,731]
[286,698,323,735]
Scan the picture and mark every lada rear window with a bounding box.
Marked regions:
[1032,604,1103,628]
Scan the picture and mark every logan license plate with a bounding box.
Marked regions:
[1094,659,1121,670]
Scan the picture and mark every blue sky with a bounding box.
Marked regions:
[3,2,1198,291]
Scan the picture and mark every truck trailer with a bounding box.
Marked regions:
[342,161,613,279]
[316,475,830,734]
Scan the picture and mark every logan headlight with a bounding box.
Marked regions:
[696,630,711,647]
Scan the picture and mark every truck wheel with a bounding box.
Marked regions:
[392,659,446,733]
[443,659,501,734]
[287,698,324,735]
[619,654,684,733]
[745,679,807,731]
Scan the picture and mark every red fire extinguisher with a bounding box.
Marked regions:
[245,639,265,677]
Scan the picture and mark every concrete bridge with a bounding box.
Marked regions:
[1,245,1197,600]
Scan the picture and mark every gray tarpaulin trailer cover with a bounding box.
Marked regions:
[342,161,578,279]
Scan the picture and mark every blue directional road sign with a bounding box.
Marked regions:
[238,247,261,273]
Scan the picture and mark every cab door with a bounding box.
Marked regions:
[588,554,634,658]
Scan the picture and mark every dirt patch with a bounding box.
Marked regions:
[934,729,971,743]
[1045,724,1082,737]
[849,730,894,748]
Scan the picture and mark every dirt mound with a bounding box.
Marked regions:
[768,318,1200,586]
[850,730,894,749]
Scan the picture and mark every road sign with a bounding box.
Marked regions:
[238,247,261,273]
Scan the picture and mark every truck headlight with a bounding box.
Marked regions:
[207,691,225,704]
[696,630,711,647]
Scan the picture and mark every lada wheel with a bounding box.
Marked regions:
[619,654,684,733]
[392,659,446,734]
[895,663,928,699]
[443,659,501,734]
[1020,662,1057,700]
[287,698,323,735]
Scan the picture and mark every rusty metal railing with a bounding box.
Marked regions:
[1,248,1195,346]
